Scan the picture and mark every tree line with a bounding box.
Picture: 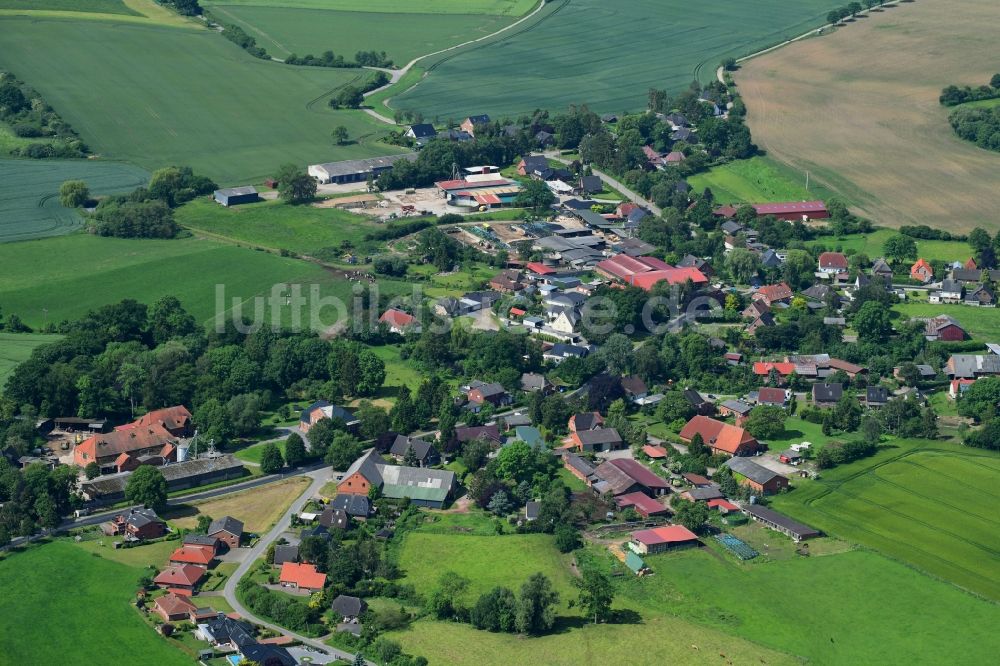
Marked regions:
[0,71,87,159]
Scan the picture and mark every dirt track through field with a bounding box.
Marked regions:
[738,0,1000,233]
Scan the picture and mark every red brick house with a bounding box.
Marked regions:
[679,416,758,457]
[752,282,793,307]
[169,544,216,569]
[911,258,934,283]
[724,457,789,495]
[126,405,193,437]
[568,412,604,433]
[818,252,848,274]
[154,564,205,594]
[102,508,166,541]
[207,516,244,550]
[153,593,198,622]
[379,308,420,334]
[279,562,327,592]
[74,423,177,467]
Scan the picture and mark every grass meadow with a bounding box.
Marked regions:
[165,476,311,533]
[0,17,404,184]
[392,0,832,118]
[0,158,149,242]
[771,438,1000,601]
[175,197,387,255]
[805,228,973,263]
[0,235,341,328]
[0,0,136,12]
[0,541,191,665]
[208,5,524,64]
[0,332,63,386]
[687,155,837,204]
[894,301,1000,341]
[738,0,1000,232]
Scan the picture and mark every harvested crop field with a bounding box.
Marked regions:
[738,0,1000,232]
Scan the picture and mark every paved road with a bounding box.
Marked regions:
[546,151,662,216]
[220,469,364,661]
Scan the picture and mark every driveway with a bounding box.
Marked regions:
[221,469,367,662]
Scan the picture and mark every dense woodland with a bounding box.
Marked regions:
[941,75,1000,152]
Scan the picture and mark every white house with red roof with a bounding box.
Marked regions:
[379,308,421,334]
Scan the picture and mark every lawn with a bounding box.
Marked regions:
[176,197,388,256]
[0,158,149,242]
[687,155,837,204]
[74,535,178,568]
[0,541,191,665]
[0,332,63,386]
[392,0,834,118]
[894,302,1000,341]
[738,0,1000,231]
[408,261,495,298]
[165,475,311,533]
[207,5,525,64]
[805,228,972,263]
[617,546,1000,664]
[233,437,285,464]
[771,437,1000,600]
[371,345,426,394]
[0,234,345,329]
[0,17,405,184]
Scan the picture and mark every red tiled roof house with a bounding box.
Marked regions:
[679,415,758,457]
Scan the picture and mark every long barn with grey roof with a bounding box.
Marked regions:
[308,154,417,184]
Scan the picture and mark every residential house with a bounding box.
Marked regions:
[379,308,421,334]
[630,525,699,554]
[866,386,890,408]
[520,372,553,393]
[949,379,977,399]
[299,401,359,434]
[827,357,867,379]
[683,388,714,415]
[169,544,216,569]
[945,354,1000,379]
[569,412,603,433]
[73,424,177,468]
[405,123,437,145]
[331,595,367,622]
[329,493,371,519]
[593,458,670,496]
[718,399,753,425]
[455,424,503,447]
[615,491,668,517]
[923,315,967,341]
[679,416,759,457]
[812,383,843,408]
[950,267,981,283]
[802,283,833,302]
[570,428,625,453]
[760,248,782,268]
[208,516,244,550]
[543,343,589,364]
[746,312,775,334]
[153,593,198,622]
[894,364,937,381]
[535,130,554,147]
[664,150,685,165]
[279,562,327,592]
[742,504,819,541]
[724,457,789,494]
[965,283,995,307]
[682,472,713,487]
[336,449,455,509]
[154,564,205,593]
[930,280,964,304]
[318,506,350,531]
[818,252,848,274]
[548,308,581,336]
[621,376,649,402]
[460,114,490,137]
[578,175,603,195]
[273,544,300,566]
[752,282,793,307]
[756,387,790,408]
[677,254,712,276]
[910,259,934,283]
[872,258,893,280]
[517,155,549,176]
[466,381,512,410]
[102,508,167,541]
[513,426,545,450]
[501,412,532,430]
[752,362,796,383]
[742,300,770,319]
[389,435,440,467]
[183,533,220,553]
[489,269,525,293]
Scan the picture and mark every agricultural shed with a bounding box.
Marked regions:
[742,504,820,542]
[214,186,259,207]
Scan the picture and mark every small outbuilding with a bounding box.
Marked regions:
[214,186,259,207]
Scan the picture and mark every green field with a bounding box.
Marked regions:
[806,228,973,263]
[771,438,1000,601]
[618,547,1000,664]
[175,197,385,255]
[0,0,137,13]
[0,158,149,242]
[0,541,190,665]
[687,155,836,204]
[0,234,339,329]
[392,0,833,118]
[0,17,404,184]
[209,5,523,64]
[0,332,63,386]
[204,0,537,14]
[894,302,1000,341]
